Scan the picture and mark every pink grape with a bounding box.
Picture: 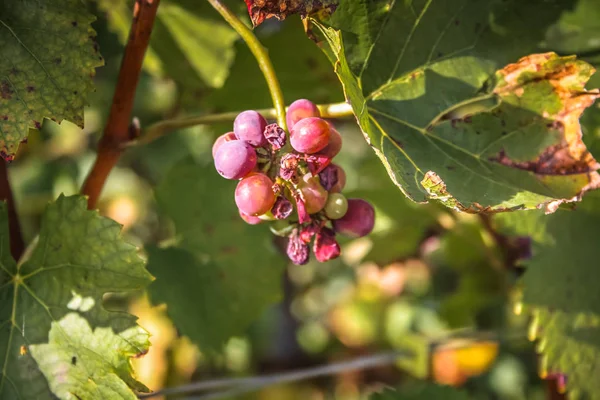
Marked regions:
[239,210,262,225]
[235,173,276,216]
[331,165,346,193]
[290,117,330,154]
[286,99,321,129]
[214,140,257,180]
[332,199,375,238]
[299,173,328,214]
[234,110,268,147]
[318,126,342,159]
[212,132,237,158]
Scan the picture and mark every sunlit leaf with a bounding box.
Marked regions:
[30,313,150,400]
[0,195,152,399]
[311,0,600,212]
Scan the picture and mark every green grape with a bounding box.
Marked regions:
[324,193,348,219]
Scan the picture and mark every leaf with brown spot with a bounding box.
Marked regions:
[312,0,600,213]
[245,0,338,27]
[492,53,600,176]
[0,0,103,159]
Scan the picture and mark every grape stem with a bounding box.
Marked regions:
[122,102,353,148]
[207,0,287,130]
[80,0,160,209]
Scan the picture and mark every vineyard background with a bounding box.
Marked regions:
[2,0,600,399]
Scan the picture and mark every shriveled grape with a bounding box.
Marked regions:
[319,164,346,193]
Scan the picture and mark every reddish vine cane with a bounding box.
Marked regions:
[81,0,160,209]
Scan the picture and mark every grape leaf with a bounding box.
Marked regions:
[496,191,600,315]
[311,0,600,212]
[147,158,286,351]
[244,0,338,27]
[544,0,600,56]
[528,308,600,399]
[98,0,239,89]
[0,195,153,399]
[496,191,600,398]
[29,313,149,400]
[371,383,470,400]
[0,1,103,160]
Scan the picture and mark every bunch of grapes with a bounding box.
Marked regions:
[212,99,375,265]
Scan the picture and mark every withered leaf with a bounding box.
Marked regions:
[245,0,338,27]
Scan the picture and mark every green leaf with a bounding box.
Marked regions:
[147,158,286,351]
[29,313,150,400]
[0,195,153,399]
[496,191,600,315]
[0,1,103,159]
[371,383,470,400]
[98,0,240,89]
[312,0,600,212]
[544,0,600,55]
[529,308,600,399]
[496,191,600,398]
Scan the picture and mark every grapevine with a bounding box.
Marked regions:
[1,1,600,400]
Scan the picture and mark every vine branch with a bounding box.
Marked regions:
[139,329,519,399]
[0,161,24,260]
[207,0,287,130]
[139,351,406,399]
[123,102,353,148]
[81,0,160,209]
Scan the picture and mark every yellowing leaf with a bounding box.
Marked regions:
[313,0,600,212]
[455,341,499,376]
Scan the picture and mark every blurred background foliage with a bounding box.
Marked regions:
[11,0,600,398]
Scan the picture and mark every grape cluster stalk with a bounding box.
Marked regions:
[212,99,375,265]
